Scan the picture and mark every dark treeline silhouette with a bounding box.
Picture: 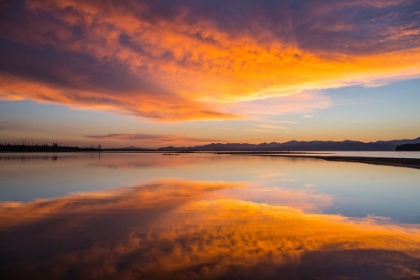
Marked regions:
[396,143,420,151]
[0,143,101,152]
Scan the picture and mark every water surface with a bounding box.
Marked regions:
[1,153,419,279]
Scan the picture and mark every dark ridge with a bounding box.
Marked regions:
[396,143,420,151]
[158,137,420,151]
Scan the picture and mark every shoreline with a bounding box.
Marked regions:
[318,156,420,169]
[223,153,420,169]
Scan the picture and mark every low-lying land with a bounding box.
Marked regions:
[317,156,420,169]
[221,152,420,169]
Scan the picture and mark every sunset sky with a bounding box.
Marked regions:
[1,0,419,148]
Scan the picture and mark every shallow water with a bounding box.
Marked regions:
[1,153,420,279]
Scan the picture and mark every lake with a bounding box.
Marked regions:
[1,152,420,279]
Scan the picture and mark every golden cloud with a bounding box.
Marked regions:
[0,1,419,120]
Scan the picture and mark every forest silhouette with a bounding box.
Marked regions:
[0,143,101,152]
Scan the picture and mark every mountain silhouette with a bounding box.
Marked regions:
[157,137,420,151]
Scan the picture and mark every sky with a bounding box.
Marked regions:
[0,0,419,148]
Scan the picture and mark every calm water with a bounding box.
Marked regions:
[1,152,420,279]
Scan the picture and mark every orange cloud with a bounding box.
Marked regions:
[0,1,419,120]
[0,75,236,121]
[1,181,420,279]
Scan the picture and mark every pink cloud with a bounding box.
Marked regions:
[85,133,222,144]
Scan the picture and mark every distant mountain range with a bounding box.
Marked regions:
[156,137,420,151]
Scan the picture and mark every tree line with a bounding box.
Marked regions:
[0,143,101,152]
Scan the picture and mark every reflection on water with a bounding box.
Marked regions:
[1,153,420,279]
[1,181,420,279]
[2,153,419,223]
[1,154,66,162]
[0,152,101,161]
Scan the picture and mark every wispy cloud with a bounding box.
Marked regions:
[257,124,288,130]
[85,133,222,144]
[242,129,274,133]
[228,92,331,116]
[263,120,300,124]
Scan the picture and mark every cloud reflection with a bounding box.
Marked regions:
[1,180,420,279]
[216,186,333,212]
